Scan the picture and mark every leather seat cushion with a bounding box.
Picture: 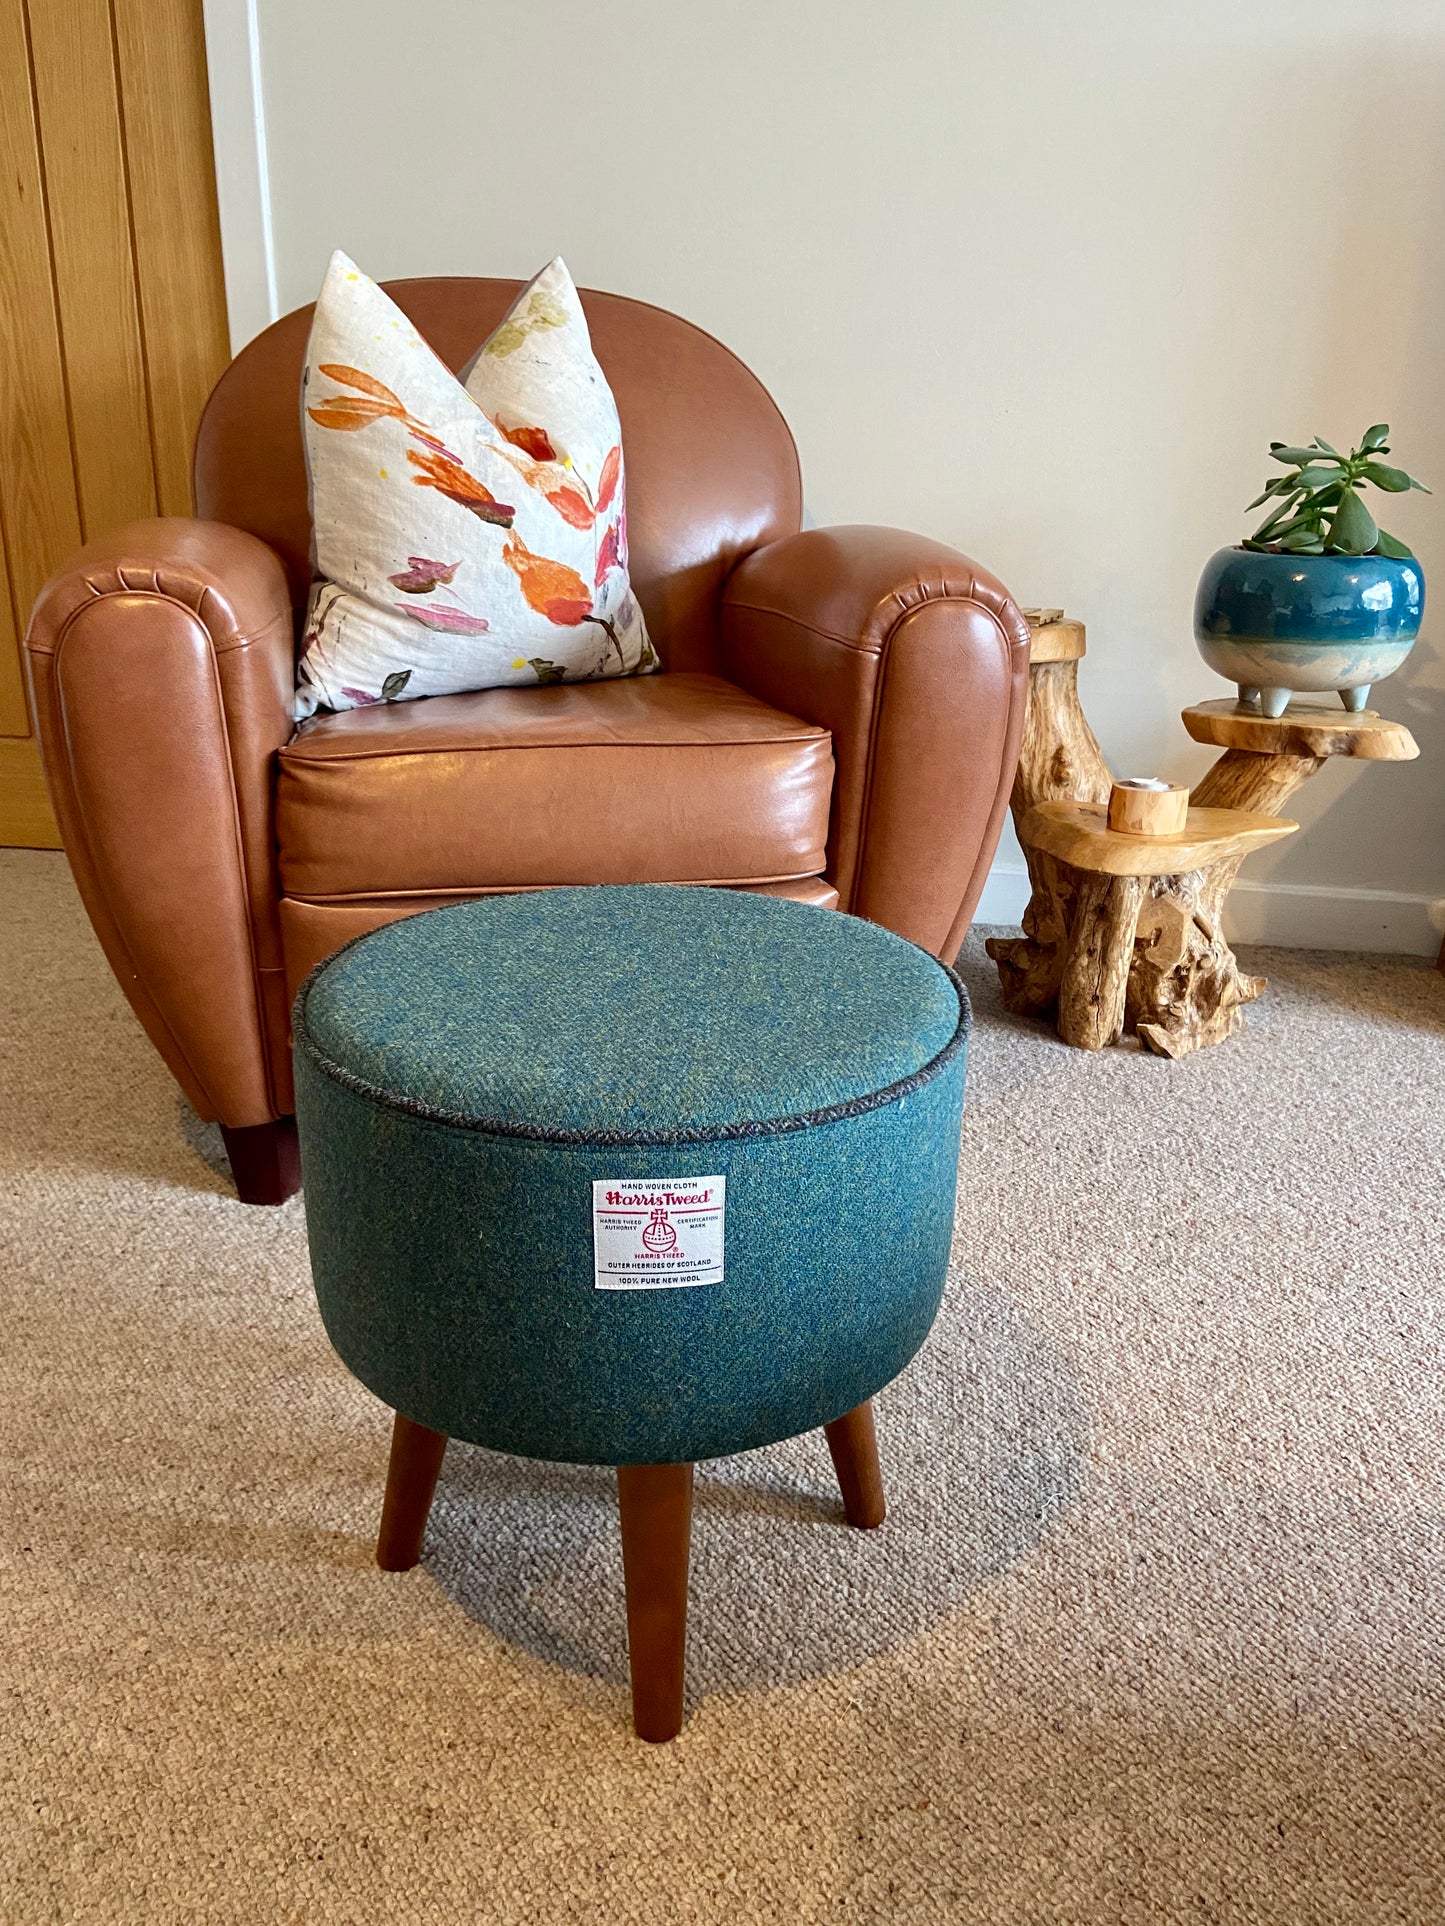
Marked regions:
[278,879,840,1004]
[276,672,833,899]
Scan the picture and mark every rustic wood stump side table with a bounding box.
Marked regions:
[985,616,1420,1058]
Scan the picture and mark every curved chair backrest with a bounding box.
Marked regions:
[194,278,802,674]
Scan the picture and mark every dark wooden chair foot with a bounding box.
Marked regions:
[618,1462,693,1742]
[220,1116,301,1205]
[377,1412,448,1571]
[824,1400,886,1529]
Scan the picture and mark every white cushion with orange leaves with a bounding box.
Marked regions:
[294,251,655,719]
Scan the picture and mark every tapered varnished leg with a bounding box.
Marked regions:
[617,1463,693,1742]
[220,1117,301,1205]
[376,1412,448,1571]
[824,1400,886,1529]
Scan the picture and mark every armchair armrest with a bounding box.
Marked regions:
[720,525,1030,957]
[25,519,297,1125]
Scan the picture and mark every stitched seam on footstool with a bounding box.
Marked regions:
[293,949,971,1147]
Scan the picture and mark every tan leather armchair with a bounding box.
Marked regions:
[26,278,1029,1204]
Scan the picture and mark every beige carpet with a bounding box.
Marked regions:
[3,847,1444,1924]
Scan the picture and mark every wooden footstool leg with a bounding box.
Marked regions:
[824,1400,886,1528]
[377,1412,448,1571]
[618,1463,693,1742]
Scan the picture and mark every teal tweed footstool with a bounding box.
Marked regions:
[293,885,969,1741]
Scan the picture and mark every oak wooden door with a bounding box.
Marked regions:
[0,0,229,845]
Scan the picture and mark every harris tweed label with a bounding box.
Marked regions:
[592,1178,726,1289]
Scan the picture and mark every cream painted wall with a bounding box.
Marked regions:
[234,0,1445,947]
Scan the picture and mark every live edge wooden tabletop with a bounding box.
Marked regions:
[1019,799,1299,878]
[1181,699,1419,762]
[1019,616,1086,665]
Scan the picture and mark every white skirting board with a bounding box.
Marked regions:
[974,862,1443,958]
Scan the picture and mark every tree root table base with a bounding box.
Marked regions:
[985,620,1419,1058]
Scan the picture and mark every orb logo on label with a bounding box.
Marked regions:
[640,1209,678,1255]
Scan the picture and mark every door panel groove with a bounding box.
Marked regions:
[105,0,166,519]
[18,0,85,544]
[0,0,82,742]
[0,0,229,844]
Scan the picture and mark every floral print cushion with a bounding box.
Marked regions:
[295,251,655,719]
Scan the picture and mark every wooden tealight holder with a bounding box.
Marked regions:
[1106,778,1189,838]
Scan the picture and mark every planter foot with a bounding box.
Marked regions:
[1259,687,1290,719]
[1237,684,1261,708]
[1340,683,1370,713]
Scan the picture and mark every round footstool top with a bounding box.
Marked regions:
[295,886,970,1464]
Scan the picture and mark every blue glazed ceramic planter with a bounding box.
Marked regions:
[1194,546,1424,716]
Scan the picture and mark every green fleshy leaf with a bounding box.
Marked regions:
[1372,528,1415,559]
[1250,509,1300,544]
[1361,462,1413,492]
[1246,476,1300,508]
[1269,445,1331,465]
[1327,487,1378,554]
[1250,491,1305,535]
[1361,423,1391,451]
[1313,435,1342,456]
[1267,504,1330,541]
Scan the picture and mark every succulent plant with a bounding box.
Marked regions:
[1243,425,1429,558]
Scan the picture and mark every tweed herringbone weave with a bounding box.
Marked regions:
[296,888,968,1464]
[2,848,1443,1923]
